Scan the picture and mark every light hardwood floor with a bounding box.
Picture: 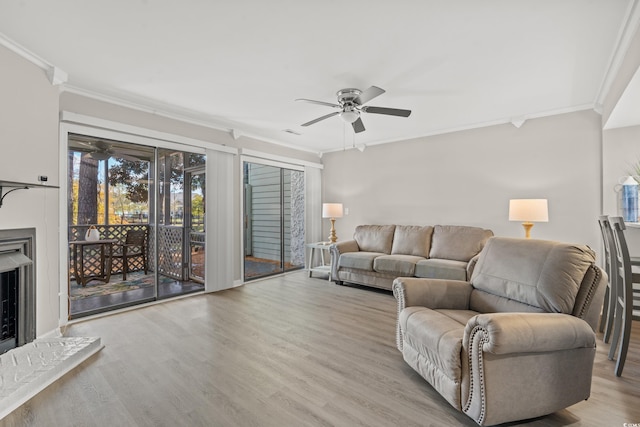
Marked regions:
[2,271,639,426]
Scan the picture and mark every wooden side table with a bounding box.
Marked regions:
[70,239,118,287]
[307,242,332,280]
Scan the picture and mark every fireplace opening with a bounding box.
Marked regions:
[1,269,19,353]
[0,228,36,355]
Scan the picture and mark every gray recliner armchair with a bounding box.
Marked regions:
[393,237,606,426]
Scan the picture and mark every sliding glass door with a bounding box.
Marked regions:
[156,150,206,298]
[243,161,305,280]
[67,136,156,317]
[67,135,206,318]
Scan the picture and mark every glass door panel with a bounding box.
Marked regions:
[157,149,206,298]
[186,169,205,283]
[244,163,283,278]
[243,162,305,280]
[67,135,155,319]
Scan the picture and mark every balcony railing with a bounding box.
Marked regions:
[69,224,199,281]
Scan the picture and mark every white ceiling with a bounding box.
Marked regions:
[0,1,635,154]
[605,65,640,129]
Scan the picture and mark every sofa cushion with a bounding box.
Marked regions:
[391,225,434,257]
[354,225,396,254]
[470,237,596,314]
[415,259,468,281]
[400,307,478,381]
[338,252,384,271]
[374,255,425,276]
[429,225,493,262]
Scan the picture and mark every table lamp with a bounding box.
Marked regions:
[509,199,548,238]
[322,203,343,243]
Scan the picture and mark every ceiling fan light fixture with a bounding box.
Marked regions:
[89,151,111,161]
[339,110,360,124]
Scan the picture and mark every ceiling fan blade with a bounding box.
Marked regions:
[113,152,141,162]
[73,141,96,149]
[295,98,341,109]
[355,86,385,105]
[362,106,412,117]
[352,117,366,133]
[301,111,340,127]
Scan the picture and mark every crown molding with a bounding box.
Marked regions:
[595,0,640,106]
[0,32,67,85]
[61,84,322,157]
[60,111,238,155]
[62,84,233,133]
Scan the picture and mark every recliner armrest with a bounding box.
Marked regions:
[462,312,597,425]
[392,277,472,310]
[463,312,596,355]
[393,277,472,352]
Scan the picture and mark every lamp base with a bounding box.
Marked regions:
[522,222,534,239]
[328,218,337,243]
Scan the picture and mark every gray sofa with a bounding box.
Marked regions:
[393,237,606,426]
[329,224,493,290]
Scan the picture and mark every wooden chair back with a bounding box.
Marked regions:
[608,216,640,376]
[597,215,618,341]
[125,229,146,248]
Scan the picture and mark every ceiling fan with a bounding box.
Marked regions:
[73,139,143,162]
[296,86,411,133]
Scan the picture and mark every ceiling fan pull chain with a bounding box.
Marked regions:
[343,122,347,151]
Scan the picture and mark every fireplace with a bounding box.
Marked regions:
[0,228,36,354]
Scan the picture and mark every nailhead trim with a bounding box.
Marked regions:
[576,264,601,319]
[463,324,490,425]
[393,282,406,351]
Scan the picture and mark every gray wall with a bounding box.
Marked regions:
[321,110,603,252]
[59,92,321,164]
[603,125,640,216]
[0,45,60,336]
[603,124,640,254]
[601,25,640,253]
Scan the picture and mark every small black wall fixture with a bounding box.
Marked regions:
[0,180,59,208]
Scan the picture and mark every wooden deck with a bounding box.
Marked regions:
[1,271,638,426]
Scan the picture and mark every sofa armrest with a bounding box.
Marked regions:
[331,239,359,254]
[329,240,359,281]
[392,277,472,311]
[466,253,481,279]
[463,312,596,355]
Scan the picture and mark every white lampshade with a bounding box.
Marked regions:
[339,110,359,124]
[322,203,344,218]
[509,199,549,222]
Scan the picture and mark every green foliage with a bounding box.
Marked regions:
[108,159,149,203]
